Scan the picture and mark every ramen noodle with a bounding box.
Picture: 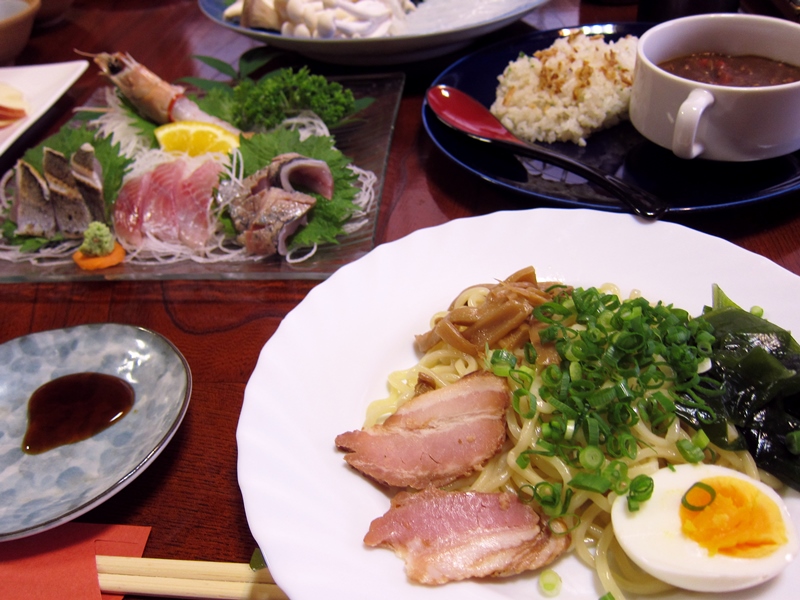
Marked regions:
[362,266,762,598]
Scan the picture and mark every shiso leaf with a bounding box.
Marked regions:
[22,122,133,211]
[237,129,358,250]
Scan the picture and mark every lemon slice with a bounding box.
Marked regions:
[154,121,240,156]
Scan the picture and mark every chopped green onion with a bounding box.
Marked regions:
[564,419,577,440]
[603,460,630,495]
[533,482,563,516]
[538,569,562,597]
[681,481,716,511]
[249,548,267,571]
[692,429,710,450]
[750,305,764,317]
[599,593,616,600]
[489,348,516,377]
[512,388,536,419]
[787,430,800,455]
[569,472,611,494]
[627,474,654,512]
[677,439,705,463]
[579,445,605,471]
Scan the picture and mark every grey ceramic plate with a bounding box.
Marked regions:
[0,323,191,541]
[199,0,549,65]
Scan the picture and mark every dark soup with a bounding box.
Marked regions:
[658,52,800,87]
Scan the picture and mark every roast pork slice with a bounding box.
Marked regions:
[335,371,509,489]
[364,487,571,585]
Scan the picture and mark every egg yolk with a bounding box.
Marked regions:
[680,476,787,558]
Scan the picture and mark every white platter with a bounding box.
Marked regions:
[199,0,550,65]
[0,60,88,159]
[238,208,800,599]
[0,323,191,541]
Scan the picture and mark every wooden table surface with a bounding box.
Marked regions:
[2,0,798,598]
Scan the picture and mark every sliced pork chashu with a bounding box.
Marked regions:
[335,371,509,489]
[364,487,571,585]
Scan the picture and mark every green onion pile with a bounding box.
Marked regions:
[485,286,721,516]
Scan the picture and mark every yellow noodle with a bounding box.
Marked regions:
[607,537,674,595]
[572,502,604,567]
[596,525,628,600]
[362,274,764,597]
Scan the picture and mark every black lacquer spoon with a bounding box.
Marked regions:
[425,85,668,219]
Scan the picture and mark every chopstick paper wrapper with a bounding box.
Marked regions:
[96,555,288,600]
[0,522,150,600]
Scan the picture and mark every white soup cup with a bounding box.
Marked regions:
[629,14,800,162]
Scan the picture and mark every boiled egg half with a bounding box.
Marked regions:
[610,463,798,592]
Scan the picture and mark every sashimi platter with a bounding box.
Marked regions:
[0,49,397,280]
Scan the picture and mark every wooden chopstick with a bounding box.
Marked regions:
[96,555,289,600]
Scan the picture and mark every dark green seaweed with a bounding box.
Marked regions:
[686,302,800,491]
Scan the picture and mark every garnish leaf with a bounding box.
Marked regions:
[22,122,132,210]
[237,129,358,250]
[192,55,238,79]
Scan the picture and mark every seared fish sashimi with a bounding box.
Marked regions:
[43,148,92,239]
[265,152,334,200]
[364,487,571,585]
[70,143,106,223]
[335,371,509,489]
[13,160,56,238]
[227,152,334,256]
[229,186,316,256]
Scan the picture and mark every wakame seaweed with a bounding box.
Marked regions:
[678,299,800,491]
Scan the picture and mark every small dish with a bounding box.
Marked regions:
[0,60,88,158]
[199,0,549,65]
[35,0,73,26]
[0,0,40,66]
[0,323,191,541]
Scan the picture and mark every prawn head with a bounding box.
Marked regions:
[79,50,185,125]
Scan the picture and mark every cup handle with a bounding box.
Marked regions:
[672,89,715,159]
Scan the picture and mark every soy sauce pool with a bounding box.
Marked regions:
[22,372,135,454]
[659,52,800,87]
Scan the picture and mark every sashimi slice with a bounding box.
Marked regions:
[113,171,151,247]
[141,159,184,243]
[177,160,222,250]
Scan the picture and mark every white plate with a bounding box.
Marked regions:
[237,208,800,599]
[0,60,88,159]
[0,323,191,541]
[199,0,550,65]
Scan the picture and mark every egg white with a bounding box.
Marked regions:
[610,463,799,592]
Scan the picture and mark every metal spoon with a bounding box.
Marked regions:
[425,84,668,220]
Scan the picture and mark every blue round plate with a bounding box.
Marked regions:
[0,324,191,541]
[423,23,800,214]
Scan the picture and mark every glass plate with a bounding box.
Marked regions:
[0,72,404,282]
[422,23,800,214]
[0,323,190,541]
[199,0,550,66]
[238,208,800,600]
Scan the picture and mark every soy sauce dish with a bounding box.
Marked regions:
[0,323,191,541]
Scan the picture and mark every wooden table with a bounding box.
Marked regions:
[2,0,797,598]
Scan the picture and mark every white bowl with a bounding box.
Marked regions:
[0,0,40,66]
